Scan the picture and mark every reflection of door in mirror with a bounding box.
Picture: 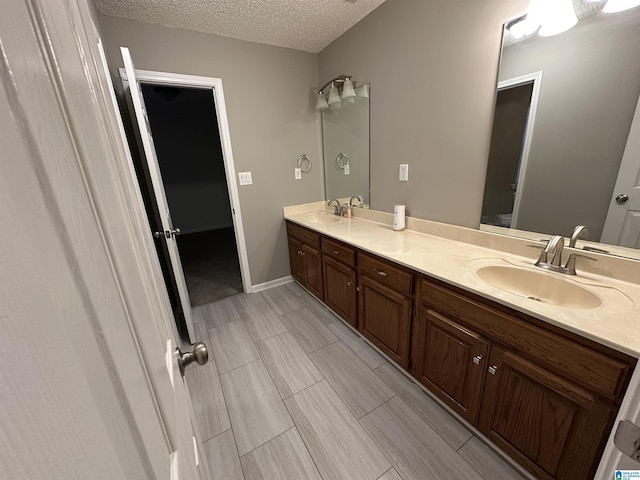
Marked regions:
[482,73,541,229]
[322,87,370,206]
[482,84,532,228]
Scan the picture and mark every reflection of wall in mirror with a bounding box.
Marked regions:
[498,11,640,241]
[322,95,369,205]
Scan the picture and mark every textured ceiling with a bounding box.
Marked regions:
[93,0,388,53]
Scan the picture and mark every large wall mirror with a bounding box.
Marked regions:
[481,2,640,258]
[322,83,370,206]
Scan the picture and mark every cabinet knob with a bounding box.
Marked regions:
[473,355,483,365]
[356,286,361,292]
[374,268,388,277]
[332,250,340,255]
[488,365,498,375]
[347,281,353,287]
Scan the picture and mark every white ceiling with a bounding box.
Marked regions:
[93,0,388,53]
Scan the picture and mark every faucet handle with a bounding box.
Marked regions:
[564,253,597,275]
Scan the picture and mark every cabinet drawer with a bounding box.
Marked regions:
[322,237,355,267]
[286,221,320,248]
[419,278,635,402]
[358,252,413,296]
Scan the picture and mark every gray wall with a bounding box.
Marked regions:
[98,15,323,286]
[499,10,640,240]
[319,0,528,226]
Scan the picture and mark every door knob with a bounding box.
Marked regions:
[170,227,181,237]
[616,194,630,203]
[153,231,164,239]
[177,342,208,376]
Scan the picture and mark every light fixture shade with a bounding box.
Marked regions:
[603,0,640,12]
[342,96,356,105]
[327,82,341,106]
[316,92,329,110]
[356,83,369,98]
[341,77,356,99]
[508,15,541,38]
[538,0,577,36]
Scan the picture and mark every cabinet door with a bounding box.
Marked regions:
[302,244,323,299]
[413,309,490,424]
[322,255,357,327]
[288,237,304,284]
[358,276,411,368]
[478,347,615,480]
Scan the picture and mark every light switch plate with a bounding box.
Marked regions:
[238,171,253,185]
[344,164,350,175]
[294,168,302,180]
[399,164,409,182]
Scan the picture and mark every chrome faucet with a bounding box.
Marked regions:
[569,225,589,248]
[531,234,595,275]
[327,199,340,215]
[535,235,565,270]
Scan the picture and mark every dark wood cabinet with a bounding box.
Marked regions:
[287,236,304,284]
[322,255,357,327]
[285,220,636,479]
[478,347,614,480]
[415,276,635,480]
[413,308,489,423]
[286,222,323,299]
[356,251,414,369]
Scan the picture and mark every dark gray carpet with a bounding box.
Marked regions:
[177,228,243,306]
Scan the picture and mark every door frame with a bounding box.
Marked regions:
[127,69,252,294]
[496,71,543,229]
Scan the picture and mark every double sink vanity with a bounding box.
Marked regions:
[283,201,640,480]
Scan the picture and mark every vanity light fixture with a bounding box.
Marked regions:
[316,91,329,110]
[538,0,577,36]
[316,75,364,110]
[356,83,369,98]
[327,82,342,108]
[507,0,577,39]
[603,0,640,12]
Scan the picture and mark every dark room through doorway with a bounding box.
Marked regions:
[141,83,243,305]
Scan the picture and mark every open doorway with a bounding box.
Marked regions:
[140,83,244,305]
[481,71,542,230]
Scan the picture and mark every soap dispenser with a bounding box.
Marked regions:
[393,205,405,231]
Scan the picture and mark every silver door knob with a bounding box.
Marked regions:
[170,228,181,237]
[153,231,165,239]
[616,194,630,203]
[177,342,208,376]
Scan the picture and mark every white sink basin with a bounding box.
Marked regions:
[475,265,602,309]
[302,211,343,224]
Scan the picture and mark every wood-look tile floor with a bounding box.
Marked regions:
[187,283,529,480]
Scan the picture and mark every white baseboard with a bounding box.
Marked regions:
[250,275,293,293]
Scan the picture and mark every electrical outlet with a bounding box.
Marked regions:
[399,164,409,182]
[294,168,302,180]
[238,171,253,185]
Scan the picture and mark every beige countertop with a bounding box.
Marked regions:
[284,202,640,357]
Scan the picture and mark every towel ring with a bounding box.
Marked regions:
[335,152,349,170]
[297,154,312,173]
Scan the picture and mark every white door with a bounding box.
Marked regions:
[601,92,640,248]
[0,1,207,478]
[120,47,196,341]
